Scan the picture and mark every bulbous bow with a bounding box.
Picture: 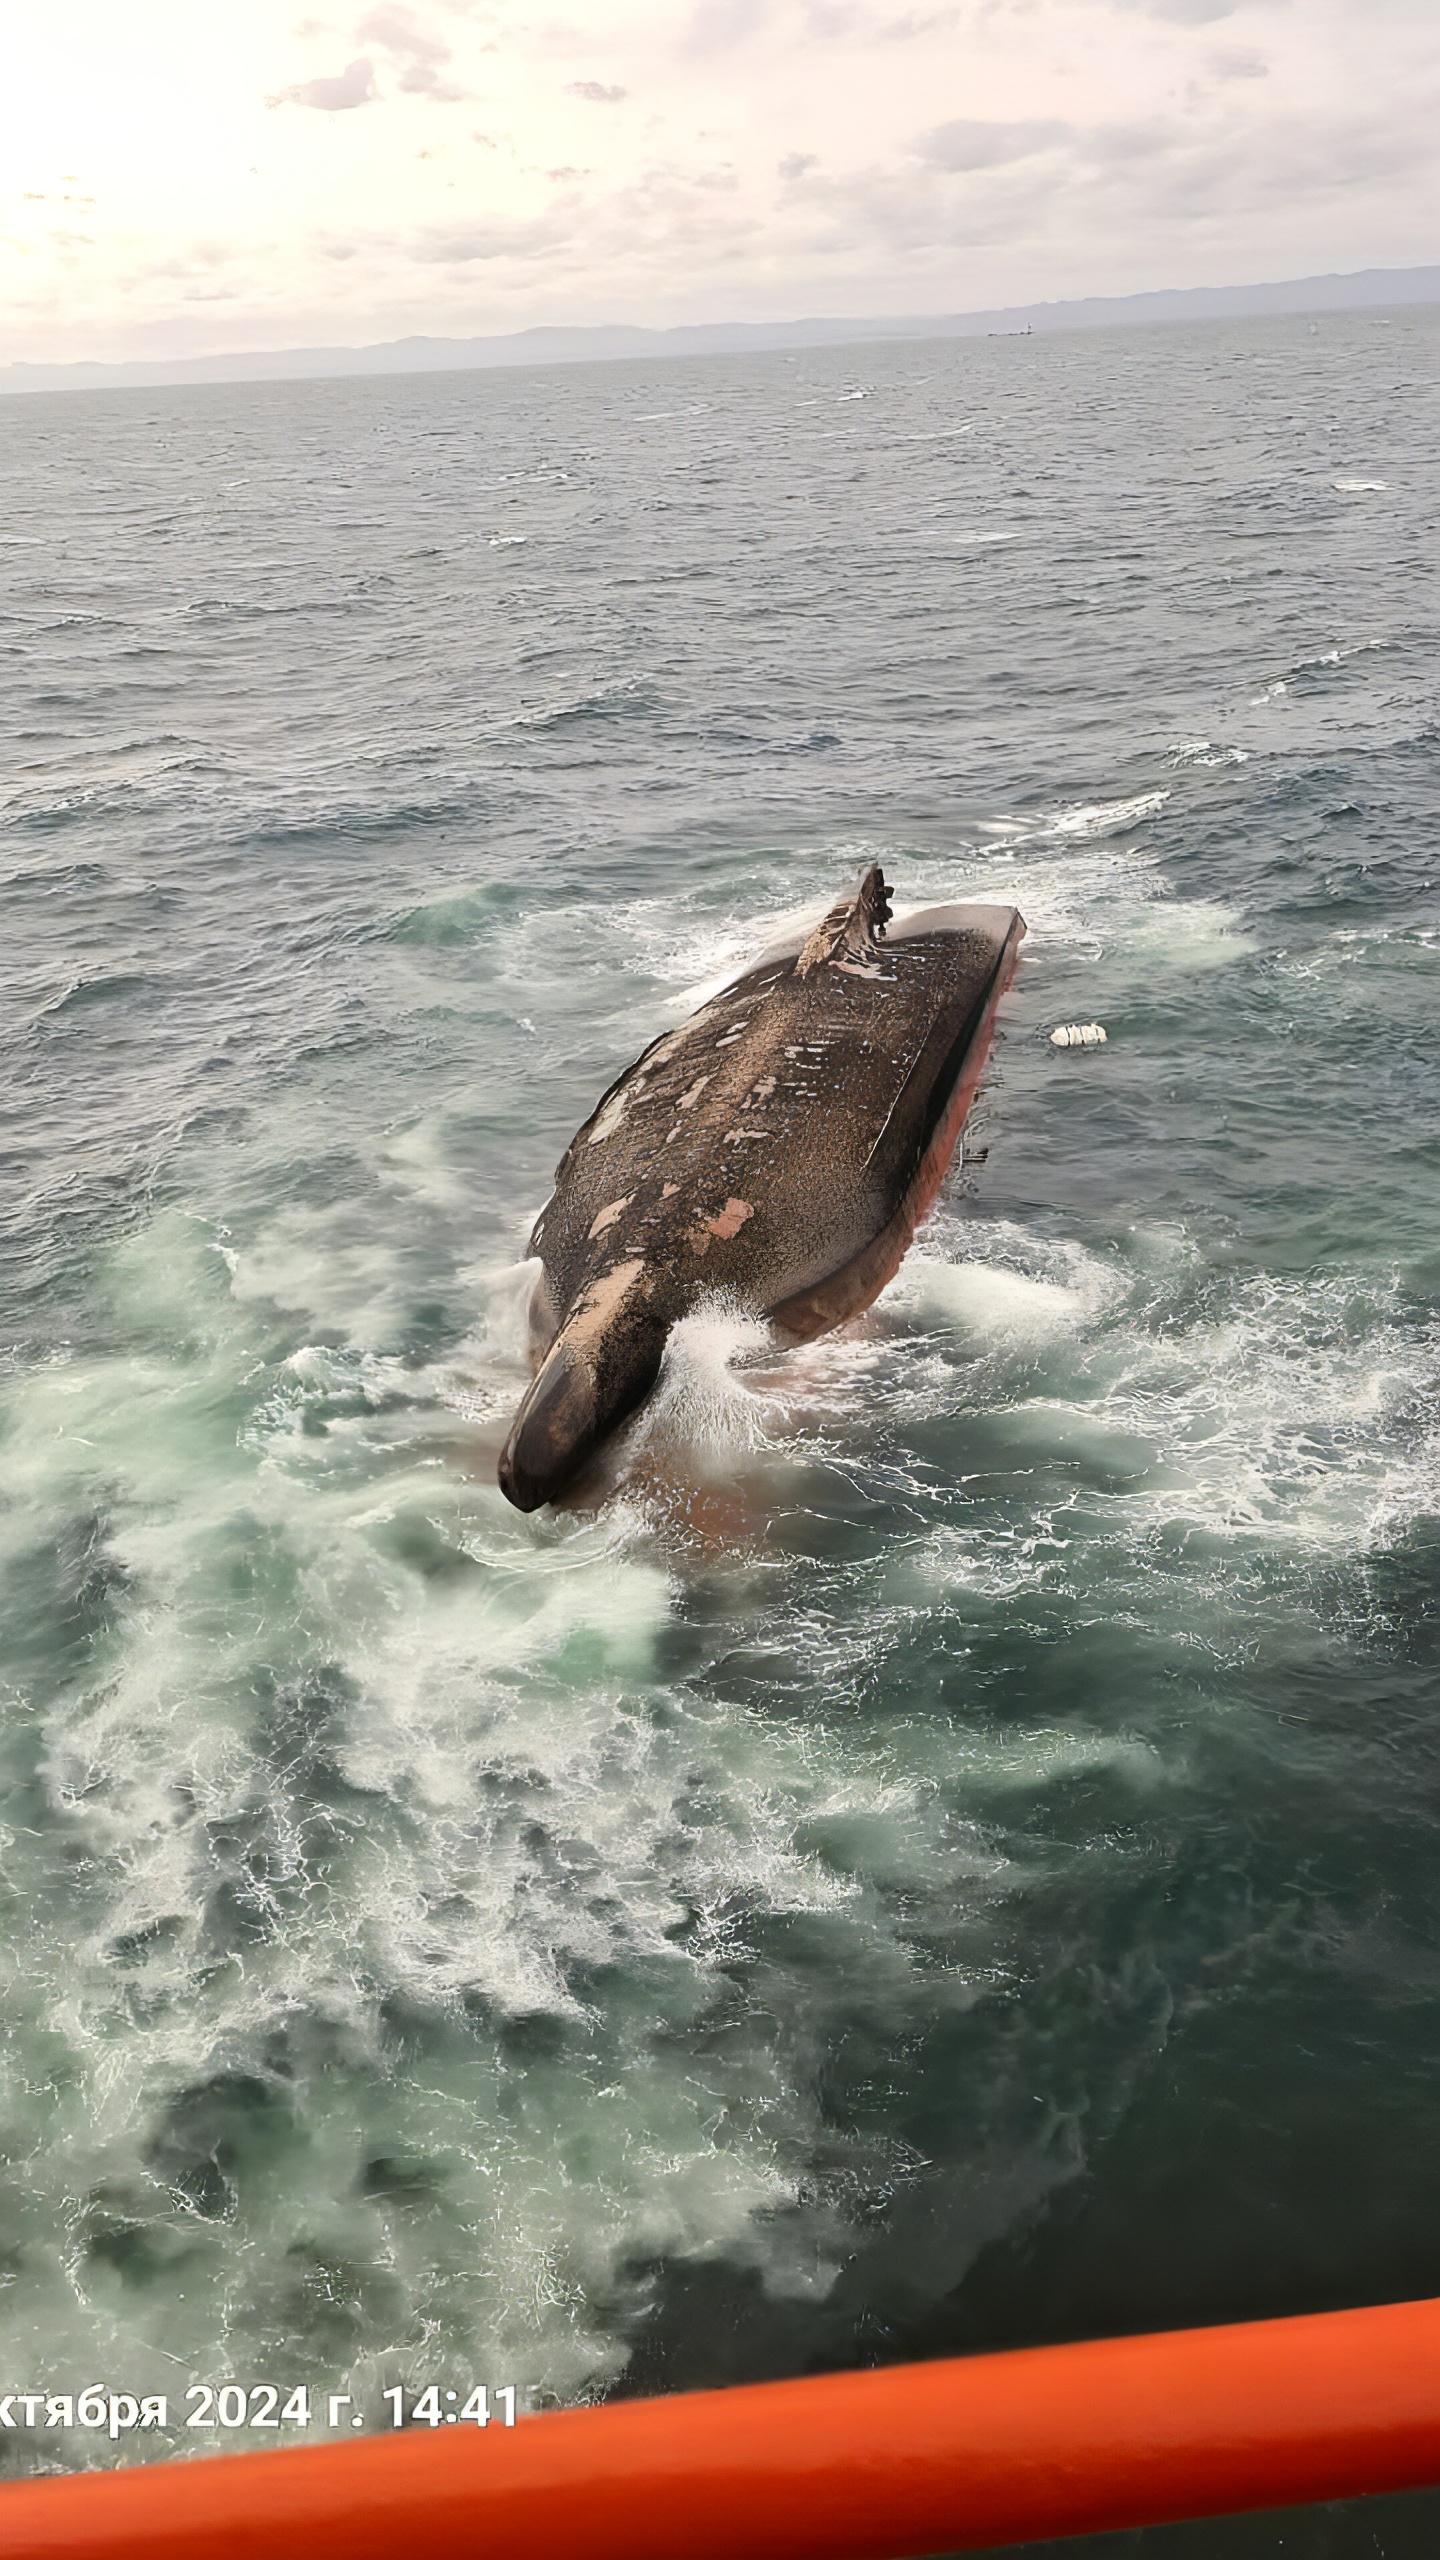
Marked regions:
[498,1264,668,1512]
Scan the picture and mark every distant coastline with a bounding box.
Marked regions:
[4,261,1436,400]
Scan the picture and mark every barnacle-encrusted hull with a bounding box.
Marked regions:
[498,871,1025,1509]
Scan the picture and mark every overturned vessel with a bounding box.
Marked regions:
[499,869,1025,1510]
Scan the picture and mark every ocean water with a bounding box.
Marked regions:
[2,308,1438,2550]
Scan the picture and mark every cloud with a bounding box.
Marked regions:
[807,168,1056,254]
[772,83,1437,272]
[1113,0,1238,21]
[269,57,377,110]
[17,0,1440,370]
[686,0,769,51]
[1082,120,1173,162]
[409,206,577,263]
[880,7,961,31]
[805,2,961,32]
[565,80,628,101]
[914,117,1072,170]
[357,6,465,99]
[1206,45,1269,77]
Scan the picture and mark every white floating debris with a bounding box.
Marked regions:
[1049,1022,1108,1048]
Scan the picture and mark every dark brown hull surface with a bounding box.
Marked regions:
[499,871,1025,1510]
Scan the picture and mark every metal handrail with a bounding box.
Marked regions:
[5,2292,1440,2558]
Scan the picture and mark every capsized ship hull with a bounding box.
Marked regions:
[499,870,1026,1510]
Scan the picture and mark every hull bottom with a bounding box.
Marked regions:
[767,913,1024,1342]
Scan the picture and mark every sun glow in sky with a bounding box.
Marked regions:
[3,0,1437,364]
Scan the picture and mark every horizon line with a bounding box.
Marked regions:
[4,259,1438,400]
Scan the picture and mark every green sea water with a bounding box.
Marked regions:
[2,307,1438,2553]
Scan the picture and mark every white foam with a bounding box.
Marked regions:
[900,1258,1102,1343]
[7,1146,1434,2431]
[663,896,833,1011]
[624,795,1248,1056]
[452,1255,547,1378]
[889,1228,1117,1348]
[375,1115,471,1210]
[226,1205,423,1345]
[631,1299,777,1459]
[1041,791,1170,839]
[1115,902,1257,970]
[1167,739,1250,769]
[9,1236,903,2399]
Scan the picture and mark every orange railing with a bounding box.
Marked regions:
[5,2294,1440,2559]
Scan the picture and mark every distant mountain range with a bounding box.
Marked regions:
[4,264,1436,399]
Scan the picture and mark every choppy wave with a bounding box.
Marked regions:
[3,305,1438,2477]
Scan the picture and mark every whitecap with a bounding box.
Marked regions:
[1167,738,1249,768]
[894,1254,1109,1346]
[1116,901,1256,970]
[1041,791,1170,838]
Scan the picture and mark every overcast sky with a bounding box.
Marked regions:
[4,0,1437,363]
